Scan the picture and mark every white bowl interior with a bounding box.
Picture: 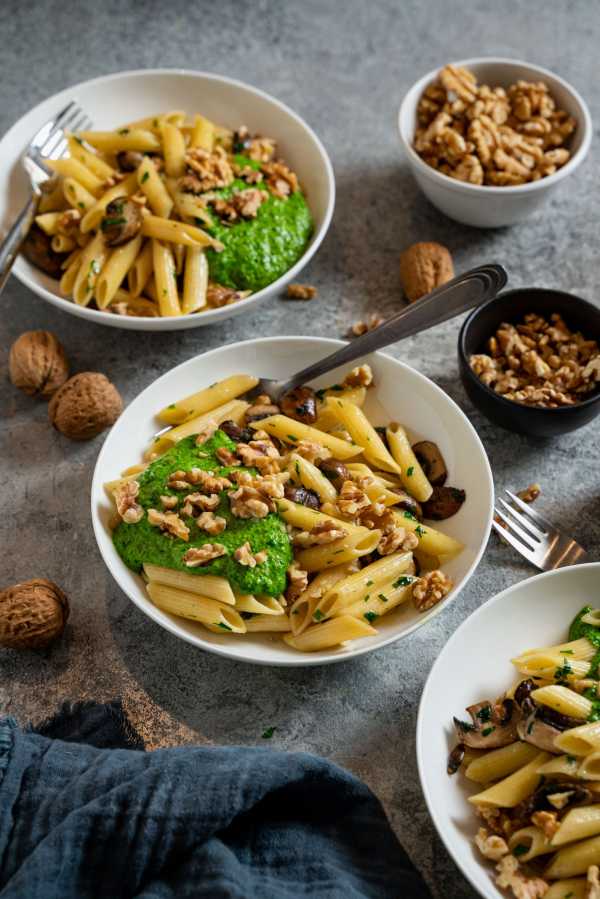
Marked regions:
[417,562,600,899]
[0,70,334,330]
[91,336,493,666]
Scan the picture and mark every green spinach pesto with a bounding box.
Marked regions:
[569,606,600,720]
[204,155,313,292]
[112,430,292,596]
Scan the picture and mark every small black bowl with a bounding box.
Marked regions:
[458,288,600,438]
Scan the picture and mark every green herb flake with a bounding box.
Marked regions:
[77,201,85,209]
[415,525,426,537]
[378,593,388,603]
[167,404,177,409]
[566,755,577,764]
[315,388,326,400]
[476,705,492,722]
[313,609,324,621]
[393,576,413,588]
[403,511,417,521]
[141,171,150,183]
[512,844,528,858]
[363,594,371,602]
[366,579,374,586]
[101,216,127,230]
[554,659,573,682]
[481,726,495,737]
[407,466,414,477]
[217,622,232,631]
[261,726,276,739]
[364,611,378,623]
[287,435,297,442]
[560,649,574,655]
[295,462,300,477]
[117,128,130,135]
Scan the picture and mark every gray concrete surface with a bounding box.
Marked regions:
[1,1,599,895]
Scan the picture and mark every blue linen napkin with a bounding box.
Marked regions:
[0,701,430,898]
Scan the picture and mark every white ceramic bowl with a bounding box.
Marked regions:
[398,58,592,228]
[0,69,334,330]
[91,336,494,666]
[417,562,600,899]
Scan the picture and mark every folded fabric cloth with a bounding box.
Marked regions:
[0,701,431,899]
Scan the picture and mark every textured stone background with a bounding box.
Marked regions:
[1,1,599,896]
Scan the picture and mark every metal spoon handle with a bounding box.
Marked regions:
[284,263,507,390]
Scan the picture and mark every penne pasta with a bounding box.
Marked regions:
[161,123,186,177]
[289,565,353,636]
[66,134,115,179]
[545,833,600,879]
[157,375,258,425]
[341,577,416,622]
[531,685,593,721]
[62,177,97,213]
[324,398,402,474]
[181,246,208,314]
[294,527,381,573]
[46,157,104,196]
[143,564,235,605]
[464,741,540,784]
[152,239,181,316]
[244,615,292,633]
[288,452,337,504]
[317,551,414,618]
[146,399,249,458]
[77,129,161,153]
[72,231,109,306]
[141,215,223,250]
[137,156,173,218]
[147,582,245,633]
[552,805,600,847]
[250,415,362,460]
[127,239,154,296]
[95,235,143,308]
[80,174,139,233]
[508,826,553,862]
[283,615,377,652]
[234,595,284,615]
[386,423,433,501]
[555,721,600,757]
[190,114,215,150]
[392,510,464,560]
[468,752,550,807]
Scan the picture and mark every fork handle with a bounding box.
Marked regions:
[282,263,507,391]
[0,192,40,295]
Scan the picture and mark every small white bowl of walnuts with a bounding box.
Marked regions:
[398,58,592,228]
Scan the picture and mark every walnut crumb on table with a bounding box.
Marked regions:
[348,314,384,337]
[286,283,317,300]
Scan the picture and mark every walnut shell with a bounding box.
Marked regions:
[0,578,69,649]
[9,330,69,398]
[399,242,454,303]
[48,372,123,440]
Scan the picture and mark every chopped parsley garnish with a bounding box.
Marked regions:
[287,434,297,441]
[101,216,127,230]
[141,171,150,183]
[378,593,388,603]
[393,576,413,588]
[117,128,130,135]
[407,466,414,477]
[476,705,492,722]
[315,388,326,400]
[77,201,85,209]
[217,622,232,631]
[512,844,528,857]
[481,726,495,737]
[295,461,300,476]
[566,755,577,764]
[363,594,371,602]
[560,649,574,655]
[313,609,324,621]
[403,511,417,521]
[366,579,374,586]
[168,404,177,409]
[554,659,573,681]
[364,611,378,623]
[261,727,276,739]
[415,525,426,537]
[74,136,83,145]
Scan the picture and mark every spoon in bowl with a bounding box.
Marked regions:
[256,263,507,401]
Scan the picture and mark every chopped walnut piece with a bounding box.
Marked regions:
[286,283,317,300]
[206,283,251,308]
[244,397,280,423]
[495,855,548,899]
[261,160,299,197]
[530,810,559,839]
[183,146,234,192]
[229,485,272,519]
[183,543,228,567]
[147,508,190,542]
[342,364,374,388]
[412,570,453,611]
[349,314,384,337]
[474,827,509,861]
[113,480,144,524]
[236,440,281,475]
[286,563,308,602]
[183,492,221,513]
[233,541,268,567]
[209,188,269,222]
[159,495,179,510]
[337,480,371,517]
[196,511,227,535]
[195,420,218,445]
[587,865,600,899]
[216,447,240,467]
[57,208,81,234]
[517,483,541,504]
[378,527,419,555]
[294,440,331,465]
[293,519,348,548]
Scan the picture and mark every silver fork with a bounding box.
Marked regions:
[0,100,93,294]
[493,489,588,570]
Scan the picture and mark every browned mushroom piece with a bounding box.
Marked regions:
[447,743,465,775]
[319,459,350,488]
[514,781,592,819]
[421,486,466,520]
[392,489,423,521]
[280,386,317,424]
[219,420,254,444]
[116,150,145,171]
[22,225,64,277]
[101,198,142,247]
[412,441,448,486]
[454,698,518,749]
[245,395,280,423]
[284,484,320,510]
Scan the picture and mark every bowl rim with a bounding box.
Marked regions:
[2,67,335,329]
[458,287,600,416]
[90,334,495,667]
[397,56,593,196]
[415,561,600,899]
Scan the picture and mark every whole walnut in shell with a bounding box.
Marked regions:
[48,372,122,440]
[399,242,454,303]
[9,330,69,398]
[0,578,69,649]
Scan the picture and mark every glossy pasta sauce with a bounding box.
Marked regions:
[112,431,292,596]
[569,606,600,720]
[204,156,313,292]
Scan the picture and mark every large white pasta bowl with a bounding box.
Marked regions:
[91,336,493,666]
[417,563,600,899]
[0,69,334,330]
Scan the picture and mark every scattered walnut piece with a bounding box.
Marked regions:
[261,160,299,197]
[474,828,509,861]
[587,865,600,899]
[378,527,419,555]
[530,810,559,839]
[114,480,144,524]
[342,364,374,388]
[182,492,221,515]
[470,312,600,408]
[494,855,548,899]
[195,420,218,445]
[0,578,69,650]
[517,483,541,504]
[348,314,384,337]
[183,543,228,567]
[293,519,348,548]
[294,440,332,464]
[399,242,454,303]
[286,283,317,300]
[9,330,69,398]
[183,146,234,192]
[286,563,308,602]
[414,64,575,186]
[337,481,371,517]
[160,495,179,510]
[229,485,272,519]
[196,511,227,535]
[206,283,251,308]
[412,570,453,611]
[236,439,281,475]
[147,509,190,542]
[216,447,240,467]
[233,542,268,567]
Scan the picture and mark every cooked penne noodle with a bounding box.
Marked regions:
[35,211,62,235]
[51,233,76,253]
[276,498,365,535]
[318,551,414,618]
[464,741,540,784]
[468,752,550,807]
[77,129,161,153]
[143,564,235,604]
[244,615,292,633]
[190,114,215,150]
[392,510,463,560]
[59,253,83,295]
[294,527,381,573]
[147,582,245,633]
[545,833,600,879]
[517,638,597,662]
[386,423,434,501]
[95,235,143,308]
[555,721,600,757]
[342,577,415,622]
[537,753,583,779]
[234,595,284,615]
[46,157,104,196]
[152,239,180,316]
[289,565,353,636]
[66,134,115,179]
[172,190,213,226]
[324,398,401,474]
[288,452,337,504]
[544,880,587,899]
[181,246,208,314]
[250,415,362,460]
[552,805,600,847]
[513,654,590,681]
[531,685,593,720]
[161,122,187,177]
[137,156,173,218]
[577,751,600,781]
[141,215,223,250]
[283,615,377,651]
[62,177,97,213]
[146,399,249,457]
[38,178,68,213]
[72,231,109,306]
[508,826,553,861]
[80,174,139,232]
[127,240,154,296]
[157,375,259,425]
